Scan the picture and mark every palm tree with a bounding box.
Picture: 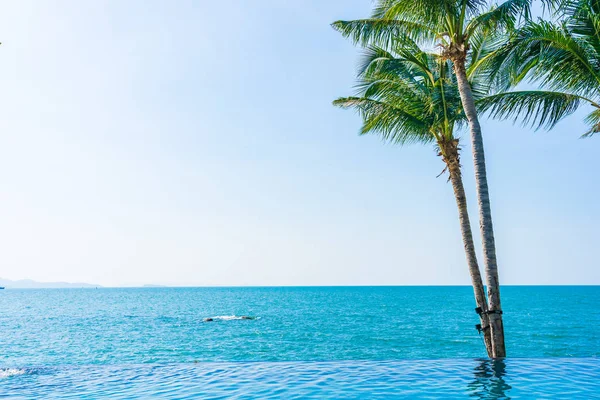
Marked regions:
[333,38,494,356]
[481,0,600,137]
[332,0,534,358]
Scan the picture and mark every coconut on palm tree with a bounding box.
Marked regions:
[333,38,495,355]
[331,0,538,358]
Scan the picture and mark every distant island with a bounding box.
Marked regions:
[0,278,101,289]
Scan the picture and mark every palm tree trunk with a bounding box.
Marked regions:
[453,58,506,358]
[442,140,493,357]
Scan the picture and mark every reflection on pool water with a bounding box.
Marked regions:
[1,358,598,399]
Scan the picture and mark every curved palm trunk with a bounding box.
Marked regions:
[452,58,506,358]
[442,140,493,357]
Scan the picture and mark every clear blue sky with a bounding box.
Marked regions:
[0,1,596,286]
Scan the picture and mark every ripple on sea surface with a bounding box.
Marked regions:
[2,287,599,364]
[1,358,599,399]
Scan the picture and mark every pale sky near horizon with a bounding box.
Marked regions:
[0,1,597,287]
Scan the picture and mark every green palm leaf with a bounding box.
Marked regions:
[331,19,436,48]
[476,90,583,129]
[333,96,434,144]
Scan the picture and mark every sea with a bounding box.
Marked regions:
[0,286,598,398]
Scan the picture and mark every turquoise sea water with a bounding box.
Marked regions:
[1,286,599,398]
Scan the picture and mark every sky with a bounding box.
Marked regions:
[0,1,597,287]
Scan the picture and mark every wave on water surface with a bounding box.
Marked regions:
[0,368,26,378]
[203,315,259,322]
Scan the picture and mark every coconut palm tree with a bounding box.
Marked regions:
[481,0,600,137]
[332,0,535,358]
[333,38,495,356]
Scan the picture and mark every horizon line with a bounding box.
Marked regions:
[4,284,600,289]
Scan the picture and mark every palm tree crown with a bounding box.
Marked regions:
[486,0,600,136]
[334,41,467,147]
[332,0,529,65]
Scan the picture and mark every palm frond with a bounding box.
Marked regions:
[331,19,436,48]
[476,90,582,129]
[333,96,434,144]
[372,0,446,23]
[583,107,600,137]
[488,20,600,96]
[467,0,531,36]
[467,29,511,93]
